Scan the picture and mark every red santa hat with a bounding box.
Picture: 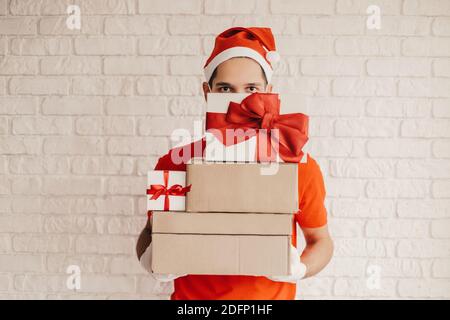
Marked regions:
[204,27,280,85]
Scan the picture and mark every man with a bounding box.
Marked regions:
[136,27,334,300]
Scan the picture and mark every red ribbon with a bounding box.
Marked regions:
[205,92,309,162]
[146,170,191,211]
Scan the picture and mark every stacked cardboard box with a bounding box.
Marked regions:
[151,211,293,275]
[151,162,298,275]
[148,93,306,276]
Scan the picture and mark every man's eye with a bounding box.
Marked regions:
[248,87,259,92]
[219,87,231,92]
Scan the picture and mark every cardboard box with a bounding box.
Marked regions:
[151,211,293,276]
[205,92,309,163]
[152,211,293,235]
[146,170,190,211]
[186,162,298,214]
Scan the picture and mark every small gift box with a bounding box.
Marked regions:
[205,92,309,163]
[146,170,191,211]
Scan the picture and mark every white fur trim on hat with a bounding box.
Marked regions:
[204,46,274,84]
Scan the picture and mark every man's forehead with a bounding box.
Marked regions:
[209,56,268,87]
[217,57,261,70]
[214,61,266,84]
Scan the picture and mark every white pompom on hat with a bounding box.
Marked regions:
[204,27,280,84]
[266,50,280,63]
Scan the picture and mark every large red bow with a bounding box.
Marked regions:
[205,93,309,162]
[146,170,191,211]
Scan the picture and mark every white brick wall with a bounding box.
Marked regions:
[0,0,449,300]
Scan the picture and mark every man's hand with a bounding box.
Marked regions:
[266,244,307,283]
[267,224,333,282]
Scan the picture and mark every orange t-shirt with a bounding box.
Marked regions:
[153,138,328,300]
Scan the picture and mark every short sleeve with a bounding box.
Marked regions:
[153,138,206,171]
[295,154,328,228]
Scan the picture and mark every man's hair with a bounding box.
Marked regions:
[208,57,268,88]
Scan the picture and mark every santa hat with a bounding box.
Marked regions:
[204,27,280,85]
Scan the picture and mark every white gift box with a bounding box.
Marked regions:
[204,131,258,162]
[205,93,309,163]
[146,170,188,211]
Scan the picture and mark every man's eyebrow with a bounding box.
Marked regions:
[215,82,233,87]
[245,82,264,86]
[214,82,264,87]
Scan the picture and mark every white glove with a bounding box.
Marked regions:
[139,242,187,282]
[266,244,307,283]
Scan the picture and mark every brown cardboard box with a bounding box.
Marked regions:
[186,162,298,214]
[152,211,293,235]
[151,211,293,276]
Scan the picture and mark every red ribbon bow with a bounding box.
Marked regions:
[146,170,191,211]
[205,93,309,162]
